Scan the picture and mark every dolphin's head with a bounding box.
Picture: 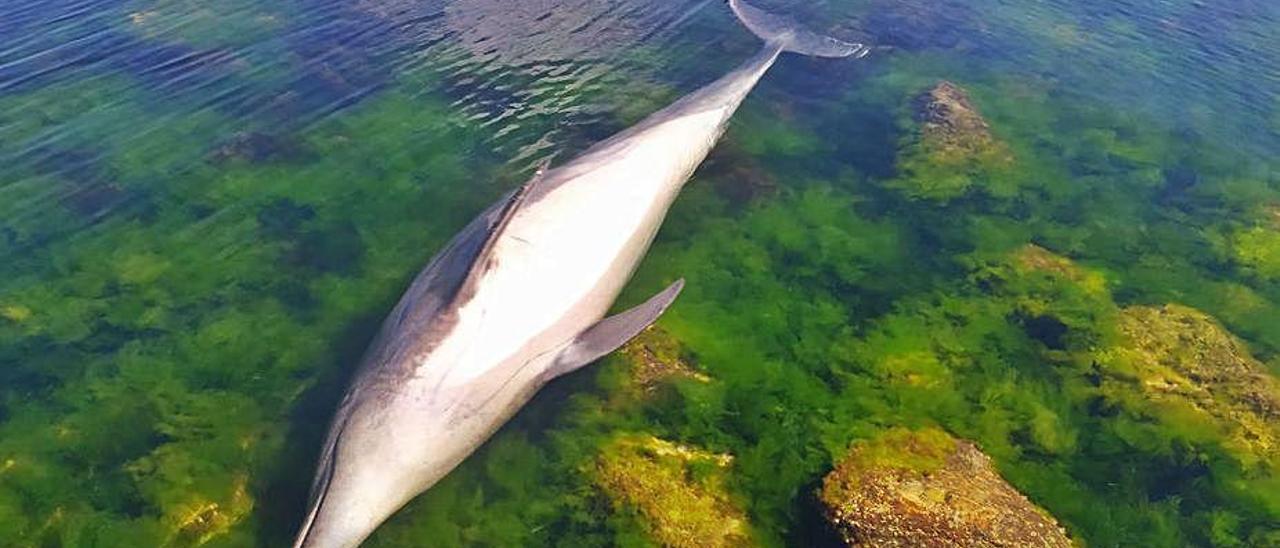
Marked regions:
[293,331,538,548]
[292,378,474,548]
[292,403,407,548]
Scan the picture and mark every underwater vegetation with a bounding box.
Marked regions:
[593,434,750,548]
[0,73,501,545]
[2,0,1280,546]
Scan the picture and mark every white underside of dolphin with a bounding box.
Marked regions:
[294,2,869,546]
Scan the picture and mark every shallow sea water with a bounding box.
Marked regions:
[1,0,1278,546]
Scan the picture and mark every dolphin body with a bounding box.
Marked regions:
[294,2,868,546]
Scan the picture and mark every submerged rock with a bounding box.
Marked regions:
[618,327,711,394]
[593,434,751,548]
[887,82,1015,201]
[913,82,1010,165]
[820,428,1073,547]
[1011,244,1108,295]
[1105,305,1280,460]
[1013,244,1086,280]
[165,475,253,546]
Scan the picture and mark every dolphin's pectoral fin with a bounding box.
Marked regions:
[541,279,686,382]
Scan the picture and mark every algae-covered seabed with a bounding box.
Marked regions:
[1,0,1278,546]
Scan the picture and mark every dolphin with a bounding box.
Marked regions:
[293,1,869,546]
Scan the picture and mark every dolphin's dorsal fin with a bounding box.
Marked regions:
[541,279,686,382]
[453,161,552,305]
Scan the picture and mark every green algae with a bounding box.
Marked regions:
[827,427,956,478]
[0,78,502,545]
[1233,226,1280,281]
[592,434,751,548]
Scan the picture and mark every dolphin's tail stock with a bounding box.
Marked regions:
[728,0,870,58]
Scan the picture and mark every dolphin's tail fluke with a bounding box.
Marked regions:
[728,0,870,58]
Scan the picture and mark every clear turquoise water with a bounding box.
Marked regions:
[1,0,1278,546]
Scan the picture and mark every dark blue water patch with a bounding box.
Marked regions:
[0,0,404,132]
[0,0,121,73]
[0,0,120,31]
[427,58,622,163]
[0,31,253,116]
[0,0,229,94]
[764,50,876,103]
[117,39,248,94]
[1033,0,1278,150]
[0,26,133,93]
[860,0,987,53]
[264,13,395,125]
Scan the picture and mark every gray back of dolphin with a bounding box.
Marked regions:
[294,2,869,546]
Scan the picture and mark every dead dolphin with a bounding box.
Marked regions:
[294,1,869,546]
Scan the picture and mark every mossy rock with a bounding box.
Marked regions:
[592,434,752,548]
[617,327,711,395]
[1011,245,1102,289]
[914,83,1002,156]
[1100,304,1280,464]
[820,427,1074,547]
[887,82,1017,202]
[160,475,253,546]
